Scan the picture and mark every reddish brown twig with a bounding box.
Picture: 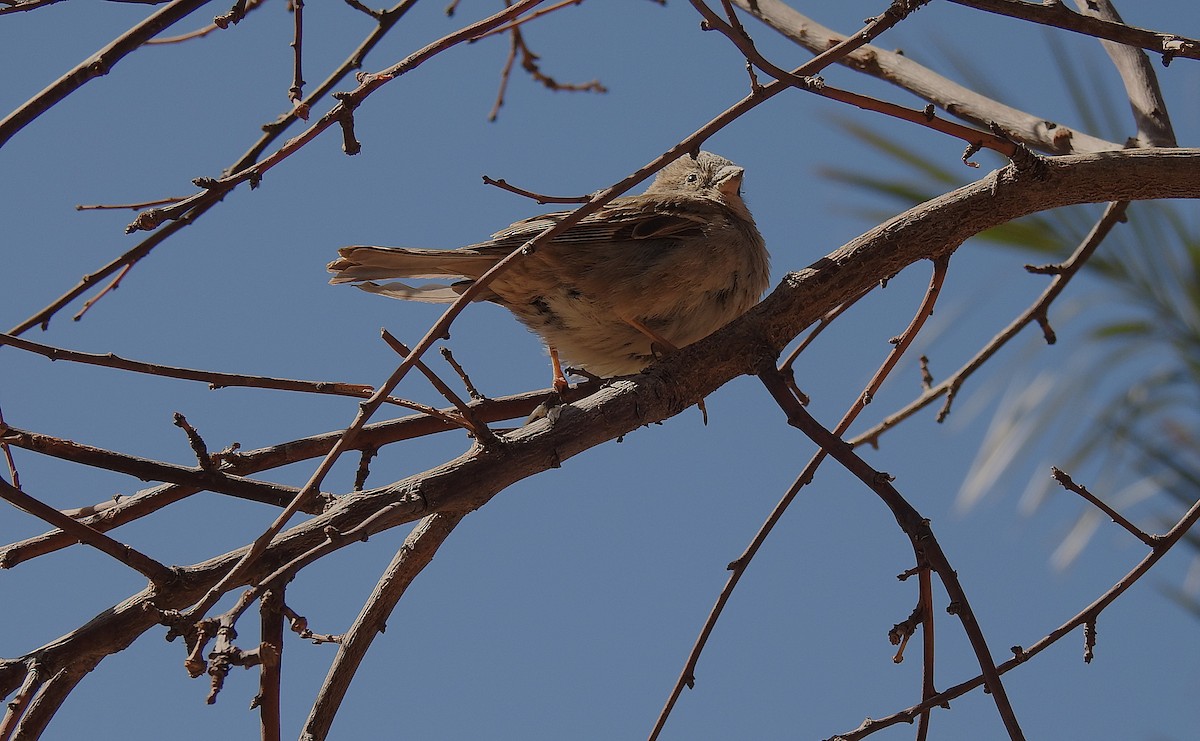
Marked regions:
[947,0,1200,63]
[381,330,497,444]
[0,331,378,400]
[759,372,1025,739]
[832,489,1200,738]
[481,174,590,204]
[852,201,1129,447]
[1051,467,1158,547]
[440,347,485,400]
[75,197,185,210]
[483,1,605,121]
[470,0,584,41]
[0,478,174,585]
[652,256,951,739]
[289,0,309,119]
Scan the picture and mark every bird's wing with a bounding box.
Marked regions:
[482,196,715,250]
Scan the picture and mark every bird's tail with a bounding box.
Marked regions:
[327,245,498,303]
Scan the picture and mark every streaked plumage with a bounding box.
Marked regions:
[328,152,770,380]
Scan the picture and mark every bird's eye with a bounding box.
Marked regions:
[685,173,699,183]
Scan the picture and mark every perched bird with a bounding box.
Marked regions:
[328,151,770,390]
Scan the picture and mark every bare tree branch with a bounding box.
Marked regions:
[0,0,214,143]
[731,0,1122,153]
[1071,0,1177,147]
[3,145,1195,731]
[950,0,1200,64]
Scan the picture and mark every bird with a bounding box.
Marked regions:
[327,151,770,392]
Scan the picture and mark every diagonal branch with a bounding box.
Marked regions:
[832,484,1200,738]
[0,424,329,512]
[0,478,174,585]
[950,0,1200,64]
[731,0,1121,153]
[0,0,214,145]
[1071,0,1177,147]
[651,256,949,739]
[302,510,465,738]
[759,369,1025,738]
[851,200,1130,445]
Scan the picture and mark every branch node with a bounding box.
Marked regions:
[173,412,217,472]
[1084,619,1097,663]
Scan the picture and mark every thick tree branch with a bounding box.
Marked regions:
[301,510,465,739]
[1071,0,1177,147]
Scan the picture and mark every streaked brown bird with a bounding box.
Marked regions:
[328,151,770,391]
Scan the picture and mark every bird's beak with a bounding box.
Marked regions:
[715,166,745,198]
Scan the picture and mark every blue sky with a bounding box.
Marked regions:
[1,1,1198,739]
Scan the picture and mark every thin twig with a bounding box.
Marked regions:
[289,0,309,119]
[0,386,575,568]
[695,0,1021,161]
[381,330,497,444]
[125,0,551,236]
[283,604,343,644]
[917,565,936,740]
[851,201,1129,446]
[342,0,382,18]
[0,478,174,585]
[6,0,419,335]
[0,424,328,512]
[0,0,212,146]
[440,347,485,400]
[471,0,585,41]
[481,174,590,204]
[1051,467,1158,547]
[0,405,20,490]
[730,0,1121,154]
[75,197,185,210]
[173,412,216,472]
[146,0,268,44]
[949,0,1200,63]
[482,2,606,122]
[0,663,39,739]
[831,491,1200,738]
[0,331,375,399]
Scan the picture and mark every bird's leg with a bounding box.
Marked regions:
[525,346,569,427]
[620,317,709,425]
[549,346,569,394]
